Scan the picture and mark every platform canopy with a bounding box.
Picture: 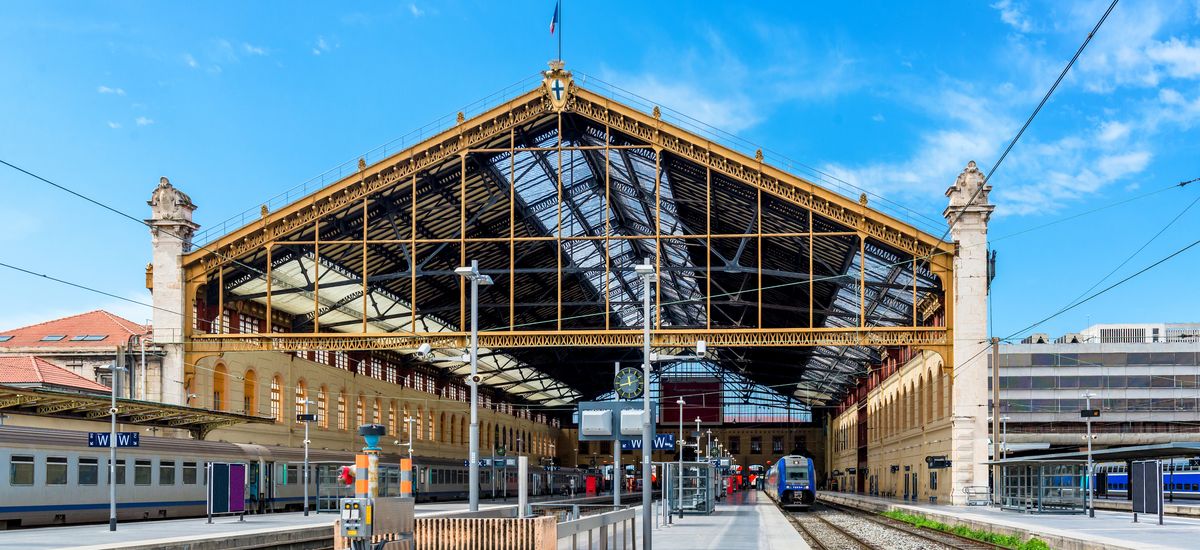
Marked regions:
[182,65,954,407]
[0,384,272,439]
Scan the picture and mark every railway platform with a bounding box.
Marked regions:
[822,491,1200,550]
[653,490,809,550]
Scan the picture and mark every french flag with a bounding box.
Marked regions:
[550,0,560,35]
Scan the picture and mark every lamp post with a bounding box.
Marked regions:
[454,260,492,512]
[676,398,686,519]
[634,260,656,550]
[1083,391,1097,518]
[108,363,127,532]
[303,399,315,516]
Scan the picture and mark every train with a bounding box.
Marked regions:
[1098,461,1200,499]
[0,425,585,528]
[763,455,816,508]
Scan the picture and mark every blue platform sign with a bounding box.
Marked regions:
[88,432,140,447]
[620,433,674,451]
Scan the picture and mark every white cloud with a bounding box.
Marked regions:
[97,85,125,96]
[871,113,885,123]
[611,74,761,133]
[992,0,1033,33]
[242,42,267,56]
[312,36,331,56]
[1096,120,1130,142]
[106,121,121,129]
[409,3,424,17]
[184,53,198,68]
[135,116,154,126]
[1146,37,1200,79]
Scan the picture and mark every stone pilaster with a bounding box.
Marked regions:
[147,177,198,406]
[943,161,994,504]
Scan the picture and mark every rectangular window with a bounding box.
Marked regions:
[1057,375,1079,389]
[160,460,176,485]
[78,457,99,485]
[110,459,126,485]
[46,456,68,485]
[730,437,740,454]
[135,459,152,485]
[183,462,198,484]
[10,455,34,485]
[772,436,784,453]
[750,436,762,454]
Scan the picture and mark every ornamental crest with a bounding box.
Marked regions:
[542,60,573,111]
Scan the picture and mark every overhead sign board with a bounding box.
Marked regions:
[620,433,675,451]
[1080,409,1100,418]
[576,400,658,441]
[296,413,318,422]
[88,432,139,447]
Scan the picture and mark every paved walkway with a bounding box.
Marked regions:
[824,492,1200,550]
[652,490,809,550]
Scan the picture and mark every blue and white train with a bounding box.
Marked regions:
[763,455,816,508]
[1098,460,1200,499]
[0,425,584,528]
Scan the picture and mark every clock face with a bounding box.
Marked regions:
[614,367,644,399]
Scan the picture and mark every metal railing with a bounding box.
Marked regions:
[555,507,638,550]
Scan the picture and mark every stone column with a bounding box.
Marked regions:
[147,177,198,406]
[943,161,994,504]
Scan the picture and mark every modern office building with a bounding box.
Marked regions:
[995,323,1200,450]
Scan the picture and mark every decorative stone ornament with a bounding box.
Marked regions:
[542,60,573,112]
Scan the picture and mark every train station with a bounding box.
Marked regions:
[2,3,1200,549]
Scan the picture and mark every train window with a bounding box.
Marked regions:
[109,459,126,485]
[135,459,152,485]
[183,462,198,484]
[10,455,34,485]
[46,456,68,485]
[287,465,298,485]
[160,460,176,485]
[79,457,99,485]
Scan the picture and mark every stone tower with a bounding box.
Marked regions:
[147,177,198,406]
[943,161,994,504]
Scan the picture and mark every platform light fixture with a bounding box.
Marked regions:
[634,260,656,550]
[456,259,492,512]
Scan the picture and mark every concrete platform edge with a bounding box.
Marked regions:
[819,493,1131,550]
[66,521,336,550]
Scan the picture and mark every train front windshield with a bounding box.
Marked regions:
[786,468,808,482]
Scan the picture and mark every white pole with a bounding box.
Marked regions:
[639,260,654,550]
[677,398,685,519]
[614,361,621,507]
[109,357,123,532]
[303,400,311,516]
[1085,392,1095,518]
[518,456,528,517]
[468,259,481,512]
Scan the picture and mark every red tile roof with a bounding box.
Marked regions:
[0,355,111,393]
[0,310,148,349]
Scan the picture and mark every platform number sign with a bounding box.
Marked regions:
[88,432,139,447]
[1080,409,1100,418]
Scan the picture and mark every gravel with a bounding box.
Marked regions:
[793,505,958,550]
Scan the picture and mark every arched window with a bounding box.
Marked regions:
[356,395,365,428]
[439,412,448,443]
[373,398,382,425]
[402,403,411,439]
[295,379,308,424]
[318,386,328,428]
[460,417,467,447]
[428,411,435,443]
[242,369,257,415]
[415,405,424,440]
[388,401,397,437]
[338,391,348,430]
[269,375,282,422]
[212,363,228,411]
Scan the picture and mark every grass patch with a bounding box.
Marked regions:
[881,510,1050,550]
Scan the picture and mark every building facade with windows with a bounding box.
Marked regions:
[994,322,1200,449]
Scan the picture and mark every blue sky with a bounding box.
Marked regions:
[1,0,1198,340]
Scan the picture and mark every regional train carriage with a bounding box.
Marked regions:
[0,425,583,528]
[1098,461,1200,499]
[764,455,815,508]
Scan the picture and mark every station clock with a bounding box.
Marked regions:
[613,367,644,400]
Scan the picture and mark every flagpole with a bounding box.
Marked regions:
[558,0,563,61]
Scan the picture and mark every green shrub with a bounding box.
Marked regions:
[880,509,1049,550]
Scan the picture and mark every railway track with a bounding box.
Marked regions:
[819,501,1007,550]
[786,505,876,549]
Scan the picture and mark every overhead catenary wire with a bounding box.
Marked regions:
[936,0,1120,245]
